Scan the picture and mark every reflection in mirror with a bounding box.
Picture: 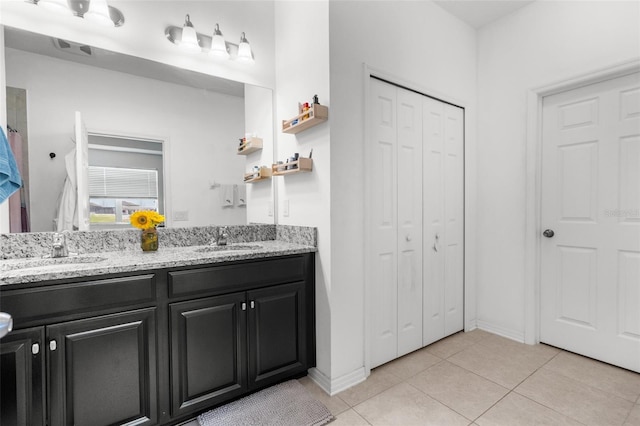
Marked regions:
[88,134,164,229]
[3,26,275,233]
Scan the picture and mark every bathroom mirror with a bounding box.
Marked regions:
[3,26,275,233]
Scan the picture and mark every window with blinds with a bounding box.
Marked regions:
[88,166,159,226]
[89,166,158,198]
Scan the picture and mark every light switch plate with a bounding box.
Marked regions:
[174,210,189,221]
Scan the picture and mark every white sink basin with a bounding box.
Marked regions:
[1,255,108,273]
[194,244,263,253]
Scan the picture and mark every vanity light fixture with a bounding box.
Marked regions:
[26,0,125,27]
[165,17,254,63]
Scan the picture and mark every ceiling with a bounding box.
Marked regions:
[3,27,245,97]
[434,0,536,29]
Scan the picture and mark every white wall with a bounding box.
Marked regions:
[274,0,332,382]
[0,24,9,232]
[326,1,477,391]
[274,0,332,377]
[476,1,640,340]
[5,49,246,231]
[244,84,275,224]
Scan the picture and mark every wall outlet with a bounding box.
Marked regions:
[268,204,274,217]
[283,199,289,217]
[174,210,189,221]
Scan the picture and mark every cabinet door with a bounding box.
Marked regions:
[47,308,157,426]
[170,293,246,417]
[247,282,306,389]
[0,327,45,426]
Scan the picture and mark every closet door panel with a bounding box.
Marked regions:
[444,105,465,334]
[423,97,446,346]
[397,88,424,356]
[370,78,399,368]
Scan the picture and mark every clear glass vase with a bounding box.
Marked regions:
[141,228,159,252]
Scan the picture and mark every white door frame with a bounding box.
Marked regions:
[524,58,640,345]
[363,64,472,375]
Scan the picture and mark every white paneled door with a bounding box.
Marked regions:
[422,98,465,346]
[369,78,464,369]
[541,72,640,372]
[370,79,423,368]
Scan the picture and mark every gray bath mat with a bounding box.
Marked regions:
[197,380,334,426]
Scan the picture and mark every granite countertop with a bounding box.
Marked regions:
[0,240,316,286]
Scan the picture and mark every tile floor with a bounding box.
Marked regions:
[184,329,640,425]
[299,330,640,426]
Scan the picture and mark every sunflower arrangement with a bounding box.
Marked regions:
[130,210,165,230]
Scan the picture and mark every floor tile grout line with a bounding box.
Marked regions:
[541,349,640,403]
[511,390,590,426]
[402,380,477,423]
[470,389,515,424]
[622,401,636,425]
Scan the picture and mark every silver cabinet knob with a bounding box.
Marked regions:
[0,312,12,339]
[406,235,412,242]
[32,343,40,355]
[49,340,57,351]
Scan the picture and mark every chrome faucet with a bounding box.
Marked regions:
[51,232,69,258]
[215,227,229,246]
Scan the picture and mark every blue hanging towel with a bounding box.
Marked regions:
[0,127,22,203]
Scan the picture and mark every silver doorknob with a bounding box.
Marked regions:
[543,229,555,238]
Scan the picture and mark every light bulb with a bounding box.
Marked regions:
[210,24,229,59]
[237,32,254,64]
[38,0,73,15]
[84,0,114,27]
[180,14,201,53]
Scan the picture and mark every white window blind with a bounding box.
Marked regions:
[89,166,158,198]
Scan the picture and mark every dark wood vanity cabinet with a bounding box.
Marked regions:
[0,274,158,426]
[0,253,316,426]
[47,308,157,426]
[170,293,248,417]
[0,327,45,426]
[167,254,315,421]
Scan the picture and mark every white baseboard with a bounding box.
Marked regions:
[476,320,525,343]
[464,317,477,332]
[307,366,367,396]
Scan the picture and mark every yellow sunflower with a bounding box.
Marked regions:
[130,210,165,230]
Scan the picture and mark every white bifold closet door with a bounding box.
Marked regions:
[370,79,424,368]
[422,98,465,346]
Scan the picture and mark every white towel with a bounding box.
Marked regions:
[220,184,234,207]
[55,150,78,231]
[237,184,246,206]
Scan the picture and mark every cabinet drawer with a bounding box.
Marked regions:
[168,256,306,299]
[1,274,156,328]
